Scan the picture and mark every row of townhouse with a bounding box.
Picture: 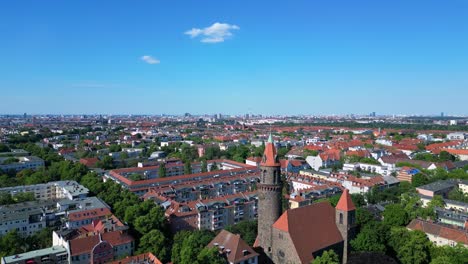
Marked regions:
[144,175,259,203]
[291,170,399,195]
[342,162,392,176]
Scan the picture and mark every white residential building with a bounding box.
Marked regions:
[447,132,465,140]
[0,156,44,172]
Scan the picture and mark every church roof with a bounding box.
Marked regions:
[272,201,344,263]
[208,230,259,263]
[336,189,356,211]
[260,134,280,167]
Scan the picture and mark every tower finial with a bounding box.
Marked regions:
[268,125,273,143]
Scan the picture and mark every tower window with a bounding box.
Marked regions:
[339,213,343,224]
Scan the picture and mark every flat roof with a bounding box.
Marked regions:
[416,180,455,192]
[2,246,67,263]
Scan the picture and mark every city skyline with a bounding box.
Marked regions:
[1,0,467,115]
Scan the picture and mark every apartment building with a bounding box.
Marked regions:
[163,192,258,233]
[1,245,68,264]
[0,181,89,201]
[407,219,468,247]
[105,159,257,195]
[0,156,44,172]
[0,201,49,236]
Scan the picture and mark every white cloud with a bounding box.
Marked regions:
[141,55,160,64]
[185,22,240,43]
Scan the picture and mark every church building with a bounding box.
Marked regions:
[254,134,356,263]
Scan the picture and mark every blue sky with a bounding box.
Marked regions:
[0,0,467,115]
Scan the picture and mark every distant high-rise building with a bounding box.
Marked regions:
[370,112,376,117]
[441,112,444,117]
[23,113,27,119]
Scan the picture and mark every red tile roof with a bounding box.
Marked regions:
[108,253,162,264]
[426,141,462,151]
[68,207,112,222]
[345,150,371,158]
[260,141,280,167]
[335,189,356,211]
[70,231,134,256]
[208,230,259,264]
[272,202,344,263]
[79,157,99,167]
[441,149,468,156]
[407,219,468,245]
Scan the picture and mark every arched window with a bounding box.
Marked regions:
[339,213,343,224]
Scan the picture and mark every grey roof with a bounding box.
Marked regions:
[2,246,67,263]
[383,176,400,185]
[416,180,455,192]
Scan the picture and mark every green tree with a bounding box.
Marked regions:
[178,230,216,264]
[439,151,456,162]
[159,163,167,178]
[430,256,451,264]
[0,144,10,152]
[195,247,226,264]
[171,230,191,264]
[383,204,409,227]
[184,161,192,175]
[109,144,122,152]
[129,173,142,181]
[210,162,219,171]
[356,208,375,228]
[350,222,388,253]
[0,230,24,258]
[448,187,468,203]
[412,173,429,187]
[313,249,340,264]
[389,228,431,264]
[138,230,169,262]
[430,244,468,264]
[201,159,208,173]
[0,192,14,205]
[224,220,258,246]
[96,156,114,169]
[351,194,366,208]
[120,152,129,159]
[134,207,168,235]
[13,192,36,203]
[397,230,432,264]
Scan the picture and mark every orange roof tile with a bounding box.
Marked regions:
[335,189,356,211]
[260,135,280,167]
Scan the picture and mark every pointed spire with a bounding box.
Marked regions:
[268,133,273,143]
[261,133,280,167]
[336,189,356,211]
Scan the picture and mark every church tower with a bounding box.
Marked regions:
[335,189,357,264]
[257,134,282,260]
